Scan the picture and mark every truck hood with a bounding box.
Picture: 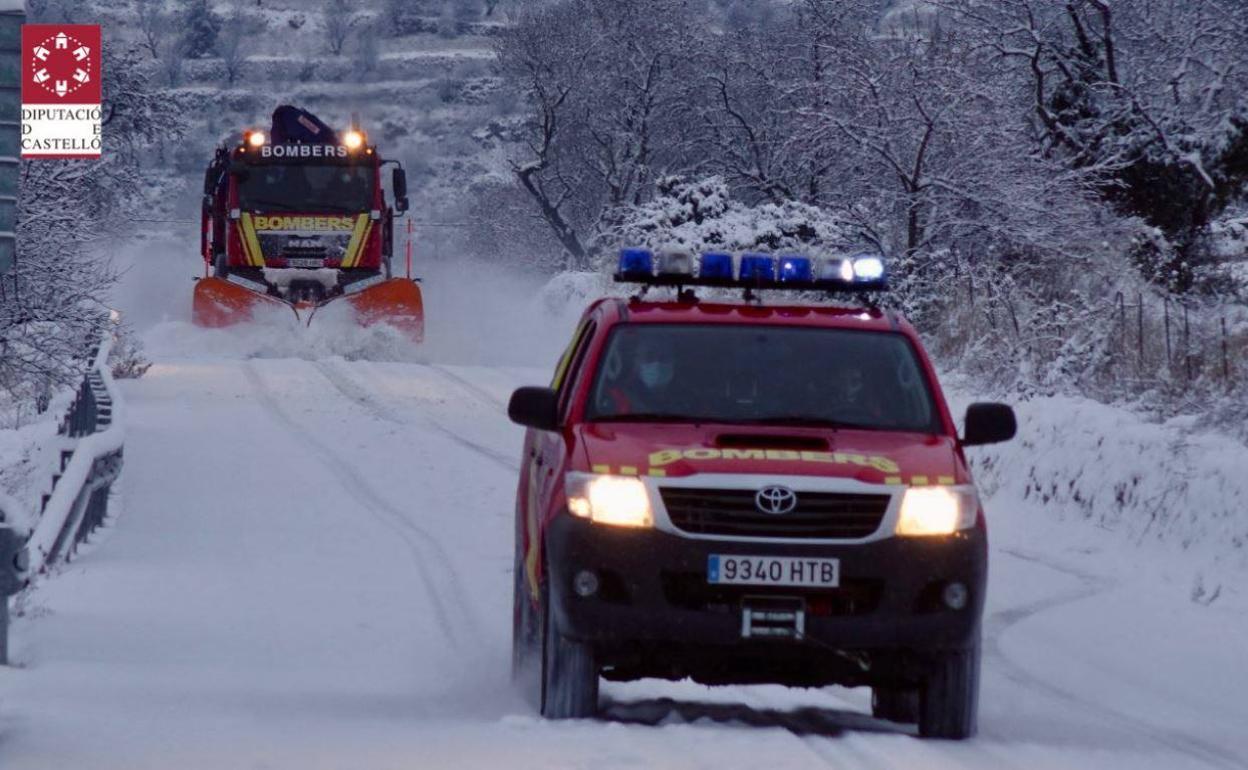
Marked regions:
[575,422,967,486]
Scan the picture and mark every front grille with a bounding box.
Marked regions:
[256,233,350,261]
[660,487,890,539]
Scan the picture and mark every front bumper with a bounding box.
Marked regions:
[545,512,986,686]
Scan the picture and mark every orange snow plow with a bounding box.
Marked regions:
[194,105,423,342]
[192,273,425,341]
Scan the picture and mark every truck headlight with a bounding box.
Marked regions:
[566,473,653,528]
[896,486,978,536]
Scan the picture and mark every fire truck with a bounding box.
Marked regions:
[193,105,423,340]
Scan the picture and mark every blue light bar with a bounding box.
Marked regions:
[778,256,813,283]
[739,253,776,283]
[613,247,888,294]
[699,252,734,280]
[617,248,654,278]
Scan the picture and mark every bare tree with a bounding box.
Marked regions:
[157,35,186,88]
[216,9,251,85]
[133,0,166,59]
[323,0,358,56]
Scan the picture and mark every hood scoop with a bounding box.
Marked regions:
[715,433,829,451]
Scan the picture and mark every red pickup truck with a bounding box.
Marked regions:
[508,250,1016,739]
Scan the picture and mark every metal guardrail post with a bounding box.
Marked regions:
[0,524,26,665]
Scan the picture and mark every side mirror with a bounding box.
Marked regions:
[203,167,217,195]
[962,402,1017,447]
[508,386,559,432]
[392,167,409,212]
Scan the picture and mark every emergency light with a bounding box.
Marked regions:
[614,247,888,293]
[699,252,734,280]
[739,254,776,282]
[656,250,693,276]
[618,248,655,278]
[778,256,813,283]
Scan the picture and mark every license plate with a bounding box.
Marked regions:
[707,555,839,587]
[287,257,324,268]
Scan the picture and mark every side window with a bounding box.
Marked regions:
[557,321,598,415]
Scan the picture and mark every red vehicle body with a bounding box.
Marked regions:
[193,110,423,340]
[508,295,1016,738]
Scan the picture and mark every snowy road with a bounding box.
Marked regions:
[3,347,1246,769]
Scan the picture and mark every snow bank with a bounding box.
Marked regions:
[958,392,1248,582]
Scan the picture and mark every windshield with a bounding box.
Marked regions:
[237,164,372,213]
[585,324,940,432]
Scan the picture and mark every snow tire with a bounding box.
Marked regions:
[539,580,599,720]
[918,639,981,739]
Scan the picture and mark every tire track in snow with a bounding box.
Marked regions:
[988,547,1242,769]
[242,360,481,648]
[428,364,510,412]
[315,359,518,473]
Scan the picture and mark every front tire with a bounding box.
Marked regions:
[512,547,541,705]
[539,580,599,719]
[918,639,981,739]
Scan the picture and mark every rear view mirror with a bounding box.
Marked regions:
[392,167,409,213]
[962,403,1016,446]
[508,387,559,432]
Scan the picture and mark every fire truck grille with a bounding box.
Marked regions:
[659,487,891,539]
[257,233,350,261]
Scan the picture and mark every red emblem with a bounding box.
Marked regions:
[22,25,103,105]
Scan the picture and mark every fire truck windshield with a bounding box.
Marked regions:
[238,164,372,214]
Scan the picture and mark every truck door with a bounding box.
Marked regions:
[519,316,598,601]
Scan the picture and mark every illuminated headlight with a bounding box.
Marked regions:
[895,486,978,536]
[566,473,653,528]
[247,130,266,147]
[343,130,365,150]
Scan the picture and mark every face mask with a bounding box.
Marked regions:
[640,361,673,388]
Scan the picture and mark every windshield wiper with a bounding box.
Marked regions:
[735,416,885,430]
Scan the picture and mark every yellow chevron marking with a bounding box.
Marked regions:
[341,214,370,268]
[239,213,265,267]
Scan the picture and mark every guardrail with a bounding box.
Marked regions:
[0,335,125,664]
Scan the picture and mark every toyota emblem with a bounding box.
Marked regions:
[755,485,798,515]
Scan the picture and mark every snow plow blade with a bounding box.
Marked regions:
[192,276,290,327]
[341,278,425,342]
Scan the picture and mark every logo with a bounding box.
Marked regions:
[21,25,103,158]
[259,144,348,159]
[252,215,356,232]
[755,485,798,515]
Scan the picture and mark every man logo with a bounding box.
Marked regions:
[755,485,798,515]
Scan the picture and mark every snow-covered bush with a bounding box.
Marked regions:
[600,176,851,269]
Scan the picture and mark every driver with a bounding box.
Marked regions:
[601,335,687,416]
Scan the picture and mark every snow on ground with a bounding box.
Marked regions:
[2,241,1247,768]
